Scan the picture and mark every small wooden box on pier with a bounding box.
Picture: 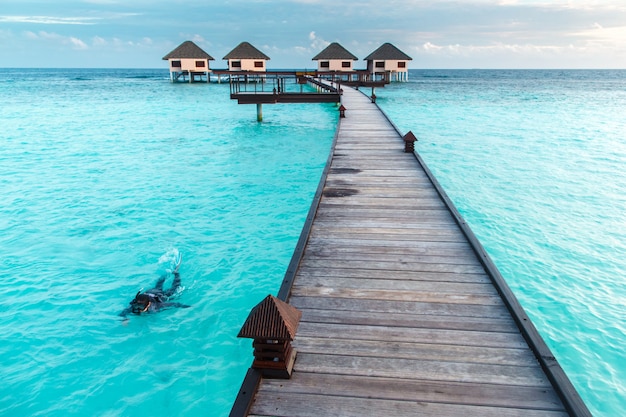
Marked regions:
[237,295,302,379]
[403,131,418,153]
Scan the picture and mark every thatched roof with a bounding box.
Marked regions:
[364,43,412,61]
[162,40,214,60]
[238,295,302,341]
[312,42,358,61]
[223,42,270,60]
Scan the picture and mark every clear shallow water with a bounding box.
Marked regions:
[378,69,626,417]
[0,69,336,416]
[2,68,624,417]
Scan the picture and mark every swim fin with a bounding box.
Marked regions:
[173,252,182,273]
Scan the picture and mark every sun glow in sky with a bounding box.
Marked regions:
[1,0,625,68]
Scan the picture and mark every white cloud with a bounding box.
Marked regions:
[0,15,99,25]
[423,42,443,52]
[92,36,107,46]
[5,0,626,68]
[572,23,626,48]
[69,37,88,49]
[22,30,89,50]
[191,34,209,45]
[309,31,330,51]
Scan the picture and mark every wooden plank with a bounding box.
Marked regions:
[323,188,442,198]
[299,259,486,274]
[294,267,491,283]
[293,353,550,387]
[249,392,568,417]
[310,218,462,230]
[310,224,467,235]
[293,276,497,295]
[305,236,473,250]
[298,309,515,333]
[257,373,565,411]
[289,296,510,318]
[320,198,447,208]
[296,322,528,349]
[304,248,482,265]
[291,286,503,306]
[314,208,458,220]
[292,336,531,364]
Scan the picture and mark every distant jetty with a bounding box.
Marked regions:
[162,40,413,83]
[163,40,413,121]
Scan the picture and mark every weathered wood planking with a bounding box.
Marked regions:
[240,85,582,417]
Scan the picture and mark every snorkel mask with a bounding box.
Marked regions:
[130,292,151,314]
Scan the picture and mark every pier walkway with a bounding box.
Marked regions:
[231,85,589,417]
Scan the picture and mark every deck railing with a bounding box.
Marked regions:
[228,72,342,104]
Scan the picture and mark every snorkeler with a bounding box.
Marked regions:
[119,253,190,319]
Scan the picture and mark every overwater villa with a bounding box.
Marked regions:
[223,42,270,72]
[162,40,214,82]
[311,42,358,72]
[364,42,412,82]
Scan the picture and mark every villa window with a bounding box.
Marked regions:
[342,61,351,68]
[196,61,206,68]
[398,62,406,68]
[171,60,182,68]
[254,61,264,68]
[232,61,242,68]
[375,61,385,68]
[320,61,330,68]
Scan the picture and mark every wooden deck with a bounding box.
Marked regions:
[231,85,590,417]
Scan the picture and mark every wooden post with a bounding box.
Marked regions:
[256,103,263,122]
[403,131,418,153]
[238,295,302,379]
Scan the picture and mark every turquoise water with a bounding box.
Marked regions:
[0,69,336,416]
[378,70,626,417]
[2,69,624,417]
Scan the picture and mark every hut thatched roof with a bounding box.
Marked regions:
[364,43,412,61]
[162,40,214,60]
[312,42,358,61]
[223,42,270,60]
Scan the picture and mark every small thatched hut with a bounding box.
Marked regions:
[364,43,412,82]
[312,42,358,72]
[223,42,270,72]
[162,40,214,82]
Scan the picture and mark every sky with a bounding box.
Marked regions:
[1,0,625,69]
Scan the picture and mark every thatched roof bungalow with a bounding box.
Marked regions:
[364,43,412,82]
[312,42,358,72]
[223,42,270,72]
[162,40,214,82]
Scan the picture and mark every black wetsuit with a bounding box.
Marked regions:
[120,272,190,318]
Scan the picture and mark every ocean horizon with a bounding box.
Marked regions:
[1,68,624,416]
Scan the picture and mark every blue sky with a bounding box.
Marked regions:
[1,0,625,68]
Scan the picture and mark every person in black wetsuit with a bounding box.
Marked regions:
[119,254,190,319]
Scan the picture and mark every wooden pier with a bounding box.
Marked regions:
[227,71,388,104]
[231,85,590,417]
[229,73,340,105]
